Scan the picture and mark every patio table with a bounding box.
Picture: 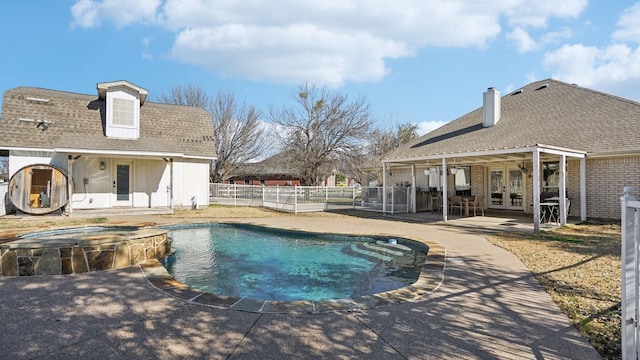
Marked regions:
[540,202,559,224]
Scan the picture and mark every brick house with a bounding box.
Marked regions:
[0,80,216,214]
[382,79,640,231]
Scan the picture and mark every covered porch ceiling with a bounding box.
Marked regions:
[382,144,586,169]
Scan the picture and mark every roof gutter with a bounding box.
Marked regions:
[382,144,586,164]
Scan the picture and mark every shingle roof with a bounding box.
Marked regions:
[0,85,216,159]
[231,151,296,177]
[386,79,640,161]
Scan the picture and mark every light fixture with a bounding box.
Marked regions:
[518,160,528,174]
[424,169,429,175]
[450,167,458,175]
[99,161,105,170]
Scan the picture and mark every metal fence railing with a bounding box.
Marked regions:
[209,184,264,207]
[621,186,640,359]
[209,184,411,214]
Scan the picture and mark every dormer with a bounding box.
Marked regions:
[97,80,148,140]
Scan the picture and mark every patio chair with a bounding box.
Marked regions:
[448,196,464,215]
[471,195,484,216]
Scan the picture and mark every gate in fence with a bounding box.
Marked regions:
[622,186,640,359]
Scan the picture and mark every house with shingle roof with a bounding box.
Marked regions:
[382,79,640,231]
[0,80,216,214]
[225,151,302,186]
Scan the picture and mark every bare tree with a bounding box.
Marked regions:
[156,84,212,112]
[156,84,270,182]
[0,157,8,182]
[365,123,419,185]
[269,83,373,185]
[210,92,270,182]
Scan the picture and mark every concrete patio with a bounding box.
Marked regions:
[0,211,601,359]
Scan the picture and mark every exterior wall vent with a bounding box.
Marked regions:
[536,83,549,91]
[483,87,501,128]
[25,97,51,104]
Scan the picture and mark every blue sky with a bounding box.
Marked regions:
[1,1,640,135]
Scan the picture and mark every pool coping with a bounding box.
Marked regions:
[140,223,446,314]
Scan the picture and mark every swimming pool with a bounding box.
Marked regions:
[161,223,427,302]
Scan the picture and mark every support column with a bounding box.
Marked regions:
[533,150,541,233]
[67,156,74,215]
[442,158,448,222]
[559,154,567,225]
[164,158,174,210]
[382,162,387,214]
[411,164,416,213]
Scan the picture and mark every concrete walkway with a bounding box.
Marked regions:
[0,213,601,359]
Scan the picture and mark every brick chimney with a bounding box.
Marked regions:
[482,87,500,127]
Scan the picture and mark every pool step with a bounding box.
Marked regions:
[347,242,420,267]
[375,240,412,252]
[362,242,406,257]
[349,244,394,262]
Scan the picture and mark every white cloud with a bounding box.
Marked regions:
[507,27,538,53]
[504,0,587,28]
[71,0,162,29]
[416,121,448,136]
[542,3,640,100]
[70,0,589,86]
[612,2,640,44]
[70,0,101,28]
[543,43,640,91]
[170,24,409,86]
[539,27,573,46]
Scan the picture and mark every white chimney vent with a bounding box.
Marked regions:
[483,87,501,127]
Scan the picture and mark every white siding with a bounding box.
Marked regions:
[173,159,210,208]
[105,87,140,139]
[0,182,9,216]
[8,151,209,210]
[132,158,171,208]
[8,150,61,177]
[68,157,171,209]
[68,156,113,209]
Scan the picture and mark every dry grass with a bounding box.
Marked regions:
[487,224,621,360]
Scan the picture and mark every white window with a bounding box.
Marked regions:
[112,98,135,127]
[98,81,147,140]
[105,88,140,139]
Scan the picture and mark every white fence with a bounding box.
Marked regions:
[209,184,411,214]
[622,186,640,359]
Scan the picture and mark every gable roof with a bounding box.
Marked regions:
[231,151,297,177]
[386,79,640,161]
[0,85,216,159]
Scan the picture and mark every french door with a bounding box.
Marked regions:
[113,161,133,206]
[489,166,524,210]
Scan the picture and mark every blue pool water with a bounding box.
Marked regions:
[162,224,426,301]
